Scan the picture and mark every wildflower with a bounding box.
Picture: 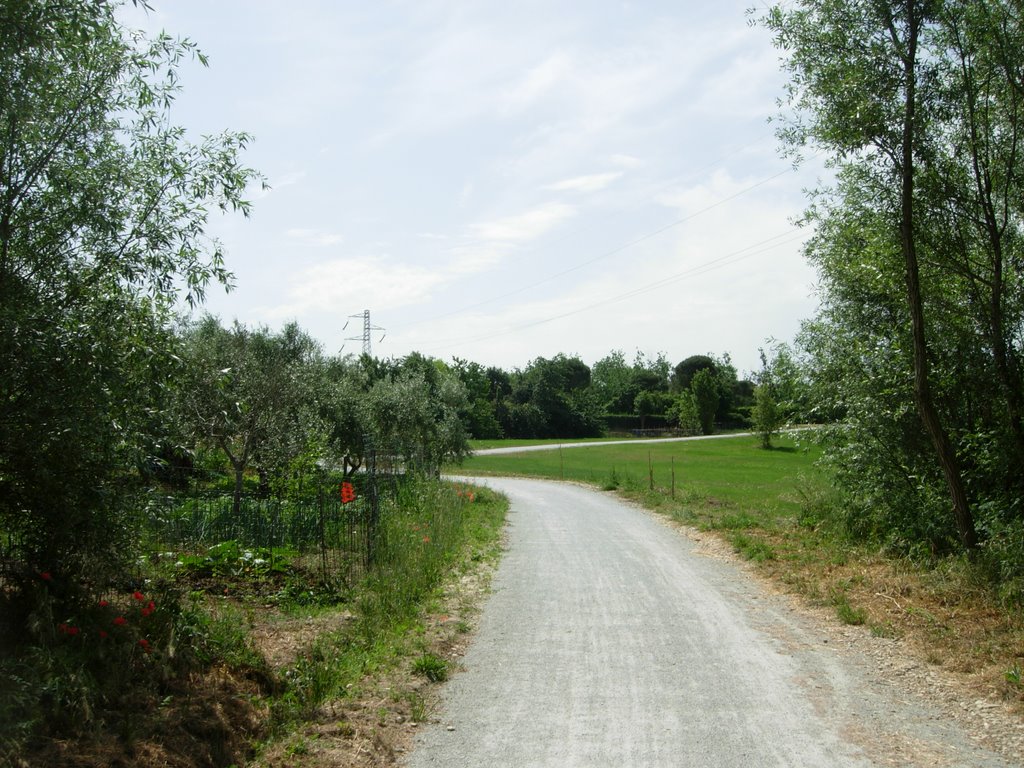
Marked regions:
[66,626,80,637]
[138,638,151,653]
[422,535,431,544]
[132,591,144,601]
[113,616,127,627]
[57,623,68,634]
[99,630,109,640]
[98,599,109,607]
[40,571,52,582]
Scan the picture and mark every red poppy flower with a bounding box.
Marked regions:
[113,616,127,626]
[40,571,52,582]
[99,630,109,640]
[422,535,431,543]
[66,626,80,637]
[98,599,109,607]
[138,638,151,653]
[57,623,68,634]
[132,591,144,601]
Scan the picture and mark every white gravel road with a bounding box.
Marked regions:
[403,477,1019,768]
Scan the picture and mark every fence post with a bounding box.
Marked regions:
[367,444,379,568]
[318,484,327,583]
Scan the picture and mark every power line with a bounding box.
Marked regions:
[393,135,786,331]
[419,227,809,354]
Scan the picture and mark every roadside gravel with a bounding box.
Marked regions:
[403,477,1021,768]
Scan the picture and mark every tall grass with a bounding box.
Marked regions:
[273,478,506,724]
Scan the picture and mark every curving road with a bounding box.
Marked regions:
[403,477,1017,768]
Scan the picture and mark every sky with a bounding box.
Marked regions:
[120,1,826,377]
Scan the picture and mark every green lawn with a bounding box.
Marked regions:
[467,437,624,450]
[456,433,824,528]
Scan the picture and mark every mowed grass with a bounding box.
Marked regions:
[461,434,821,526]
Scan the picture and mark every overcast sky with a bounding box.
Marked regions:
[121,1,825,376]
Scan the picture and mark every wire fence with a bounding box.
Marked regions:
[136,445,427,587]
[0,445,441,600]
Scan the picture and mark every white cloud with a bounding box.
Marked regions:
[266,255,447,318]
[469,202,576,242]
[545,172,622,193]
[286,228,343,247]
[610,154,643,169]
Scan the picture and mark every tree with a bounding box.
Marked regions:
[761,0,984,548]
[176,318,322,509]
[0,0,260,598]
[452,357,503,439]
[752,349,785,449]
[668,391,701,434]
[671,355,717,393]
[691,369,720,436]
[362,355,469,471]
[502,355,603,438]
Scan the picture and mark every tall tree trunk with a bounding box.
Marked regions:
[898,5,978,549]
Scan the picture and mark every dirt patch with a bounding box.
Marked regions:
[250,611,356,669]
[21,666,269,768]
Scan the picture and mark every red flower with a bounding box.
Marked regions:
[66,626,80,637]
[40,571,52,582]
[422,535,431,544]
[99,630,109,640]
[141,601,155,618]
[113,616,127,627]
[132,591,144,601]
[138,638,151,653]
[98,599,109,608]
[340,481,356,504]
[57,623,68,634]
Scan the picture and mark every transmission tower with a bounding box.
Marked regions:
[344,309,384,356]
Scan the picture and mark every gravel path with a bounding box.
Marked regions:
[403,477,1019,768]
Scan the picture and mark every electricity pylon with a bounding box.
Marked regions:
[344,309,384,356]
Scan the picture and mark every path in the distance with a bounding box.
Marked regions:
[403,477,1015,768]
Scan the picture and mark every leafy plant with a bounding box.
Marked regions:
[412,653,449,683]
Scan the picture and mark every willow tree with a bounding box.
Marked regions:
[762,0,1024,550]
[0,1,260,601]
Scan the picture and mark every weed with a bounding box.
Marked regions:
[729,532,777,562]
[412,653,448,683]
[869,622,899,639]
[1006,664,1022,687]
[405,691,428,722]
[602,467,621,491]
[830,591,867,625]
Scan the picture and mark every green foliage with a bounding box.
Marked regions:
[729,532,777,562]
[691,369,720,435]
[752,385,781,449]
[175,541,296,579]
[831,591,868,626]
[272,479,506,725]
[412,653,449,682]
[759,0,1024,560]
[0,0,261,604]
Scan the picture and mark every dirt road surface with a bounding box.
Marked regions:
[402,477,1019,768]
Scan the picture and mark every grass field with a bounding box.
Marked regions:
[460,433,822,527]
